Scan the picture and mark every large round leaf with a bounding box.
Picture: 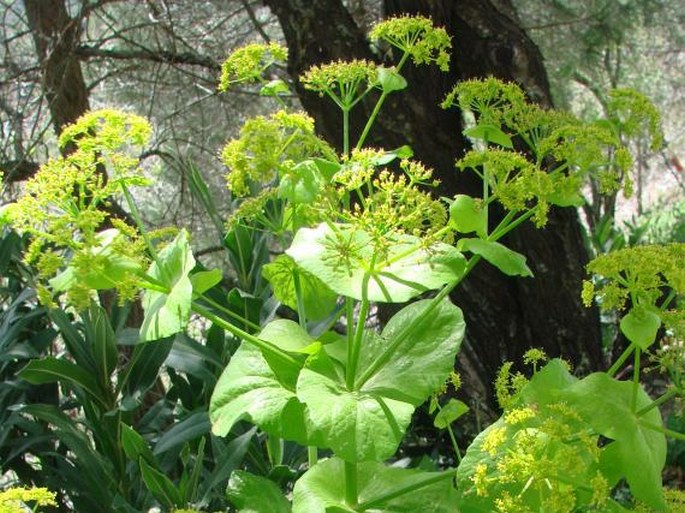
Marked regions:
[286,223,465,302]
[209,343,308,445]
[359,299,465,405]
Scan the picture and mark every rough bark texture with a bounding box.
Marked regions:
[263,0,604,418]
[24,0,90,135]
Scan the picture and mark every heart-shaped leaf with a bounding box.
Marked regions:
[448,195,486,237]
[209,342,309,445]
[463,123,513,148]
[227,470,292,513]
[376,66,408,93]
[287,223,465,303]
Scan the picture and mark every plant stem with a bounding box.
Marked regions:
[488,209,535,242]
[435,402,462,464]
[347,274,370,391]
[343,108,351,156]
[197,292,261,332]
[637,387,679,417]
[639,419,685,441]
[192,303,301,369]
[357,470,455,510]
[355,54,409,150]
[632,347,641,412]
[344,461,358,507]
[607,343,635,377]
[356,255,481,388]
[308,446,318,467]
[120,183,161,267]
[293,271,308,331]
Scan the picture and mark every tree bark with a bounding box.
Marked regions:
[263,0,604,418]
[24,0,90,136]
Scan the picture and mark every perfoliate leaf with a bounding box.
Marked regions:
[262,254,338,321]
[260,79,290,97]
[227,470,291,513]
[278,160,326,204]
[292,457,458,513]
[209,343,308,445]
[296,299,464,462]
[619,307,661,350]
[373,145,414,166]
[287,223,465,303]
[140,230,195,342]
[376,66,408,93]
[459,238,533,277]
[434,399,469,429]
[449,195,486,237]
[190,269,222,295]
[463,123,513,148]
[564,373,667,510]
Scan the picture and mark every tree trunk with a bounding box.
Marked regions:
[24,0,90,136]
[263,0,604,418]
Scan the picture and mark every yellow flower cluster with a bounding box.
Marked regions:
[218,42,288,91]
[0,487,56,513]
[370,15,452,71]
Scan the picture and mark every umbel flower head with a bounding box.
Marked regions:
[302,60,377,109]
[370,15,452,71]
[0,486,57,512]
[5,109,151,308]
[218,42,288,91]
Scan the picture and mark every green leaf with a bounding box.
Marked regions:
[448,195,487,237]
[122,336,174,401]
[153,410,210,455]
[359,299,465,406]
[190,269,222,295]
[373,145,415,166]
[49,229,142,292]
[82,303,119,385]
[227,470,291,513]
[292,457,458,513]
[141,230,195,342]
[376,66,408,93]
[262,254,338,321]
[209,343,308,445]
[260,79,290,97]
[564,373,667,510]
[312,158,340,181]
[297,352,414,462]
[139,457,182,507]
[619,307,661,350]
[463,123,513,148]
[120,423,156,466]
[287,223,465,303]
[459,238,533,277]
[434,399,469,429]
[19,357,107,407]
[278,160,326,204]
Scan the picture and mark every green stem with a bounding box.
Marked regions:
[343,108,351,156]
[639,420,685,441]
[357,470,455,510]
[120,184,161,267]
[435,402,462,464]
[344,461,358,507]
[355,255,481,388]
[347,274,371,391]
[197,293,261,332]
[192,303,300,368]
[632,347,641,412]
[488,209,536,242]
[308,446,318,468]
[607,343,636,377]
[293,271,308,331]
[637,387,680,417]
[355,54,409,150]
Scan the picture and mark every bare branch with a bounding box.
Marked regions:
[75,44,220,71]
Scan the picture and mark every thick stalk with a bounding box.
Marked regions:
[347,274,371,390]
[343,108,351,156]
[640,420,685,441]
[120,184,160,266]
[308,446,318,467]
[344,461,358,507]
[631,348,641,412]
